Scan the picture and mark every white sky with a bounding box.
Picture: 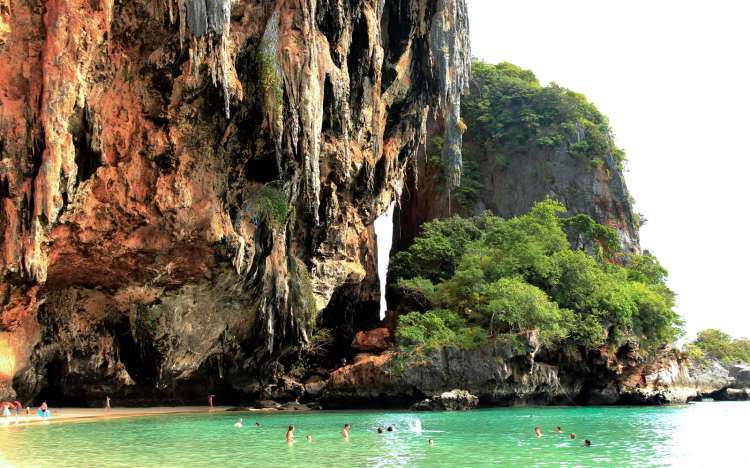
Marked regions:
[467,0,750,339]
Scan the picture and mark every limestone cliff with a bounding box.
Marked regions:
[394,62,640,256]
[0,0,470,403]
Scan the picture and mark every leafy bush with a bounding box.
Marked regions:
[690,329,750,364]
[393,200,682,354]
[249,185,288,226]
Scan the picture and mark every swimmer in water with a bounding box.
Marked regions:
[570,433,577,440]
[377,427,384,434]
[255,421,260,427]
[306,435,313,443]
[555,426,562,433]
[234,418,243,428]
[429,438,434,447]
[584,439,591,447]
[534,427,542,438]
[387,426,394,432]
[342,423,350,439]
[286,424,295,443]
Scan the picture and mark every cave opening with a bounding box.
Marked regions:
[114,317,159,386]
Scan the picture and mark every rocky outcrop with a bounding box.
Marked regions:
[0,0,470,403]
[394,86,639,258]
[351,327,390,352]
[323,331,733,407]
[411,389,478,411]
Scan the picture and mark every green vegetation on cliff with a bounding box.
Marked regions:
[685,329,750,364]
[392,200,682,354]
[447,61,626,211]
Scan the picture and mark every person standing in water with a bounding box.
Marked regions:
[584,439,592,447]
[570,433,577,440]
[234,418,243,428]
[255,421,261,428]
[286,424,295,443]
[342,423,350,440]
[555,426,562,433]
[428,438,434,447]
[534,427,542,438]
[306,435,313,443]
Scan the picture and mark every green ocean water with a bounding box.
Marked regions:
[1,402,747,467]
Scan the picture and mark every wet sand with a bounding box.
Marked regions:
[1,406,237,427]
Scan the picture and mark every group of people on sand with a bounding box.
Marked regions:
[1,401,49,421]
[535,425,591,447]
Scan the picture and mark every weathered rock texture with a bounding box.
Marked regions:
[0,0,470,403]
[323,332,732,407]
[394,112,640,257]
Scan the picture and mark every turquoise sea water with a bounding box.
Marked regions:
[1,402,748,467]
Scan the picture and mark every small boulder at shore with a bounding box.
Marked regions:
[711,388,750,401]
[411,389,479,411]
[733,369,750,388]
[254,400,281,409]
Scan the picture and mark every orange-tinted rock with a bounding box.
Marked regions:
[352,328,391,353]
[0,0,470,402]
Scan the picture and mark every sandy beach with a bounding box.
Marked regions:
[0,406,235,427]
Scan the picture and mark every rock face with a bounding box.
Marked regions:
[324,332,733,407]
[351,327,390,352]
[0,0,470,403]
[394,97,639,257]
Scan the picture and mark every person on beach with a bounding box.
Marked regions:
[584,439,591,447]
[38,402,49,418]
[570,433,576,440]
[555,426,562,433]
[13,401,21,418]
[208,395,215,409]
[306,435,313,443]
[105,396,111,412]
[25,407,30,418]
[234,418,244,428]
[342,423,350,440]
[534,427,542,438]
[1,402,10,418]
[286,424,295,443]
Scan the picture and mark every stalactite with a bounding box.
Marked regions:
[168,0,237,117]
[429,0,471,189]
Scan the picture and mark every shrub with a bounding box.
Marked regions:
[392,200,682,355]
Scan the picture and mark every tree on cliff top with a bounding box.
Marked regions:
[452,60,626,212]
[687,329,750,364]
[392,200,682,354]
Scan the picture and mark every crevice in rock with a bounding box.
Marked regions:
[72,107,102,185]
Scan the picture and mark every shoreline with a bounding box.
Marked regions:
[2,401,712,429]
[0,406,242,427]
